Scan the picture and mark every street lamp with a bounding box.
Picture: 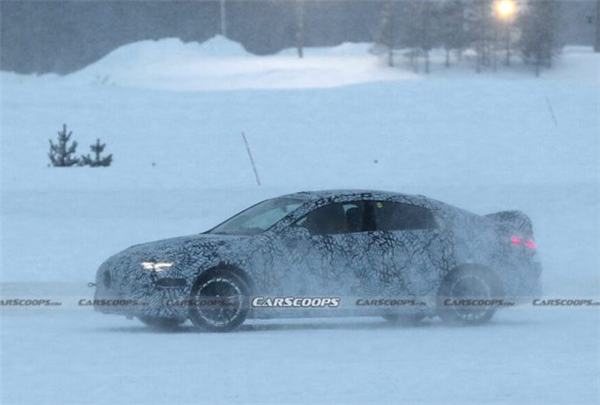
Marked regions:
[494,0,517,20]
[220,0,227,38]
[493,0,517,66]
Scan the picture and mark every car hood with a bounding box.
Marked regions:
[95,233,261,296]
[100,233,257,276]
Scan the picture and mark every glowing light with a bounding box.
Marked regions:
[511,236,537,249]
[494,0,517,20]
[141,262,173,272]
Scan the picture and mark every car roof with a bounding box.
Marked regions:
[280,189,412,202]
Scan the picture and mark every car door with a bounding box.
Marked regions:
[358,200,451,300]
[268,201,372,301]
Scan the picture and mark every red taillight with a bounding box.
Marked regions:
[511,235,536,249]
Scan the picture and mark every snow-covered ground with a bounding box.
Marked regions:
[1,37,599,404]
[1,308,598,405]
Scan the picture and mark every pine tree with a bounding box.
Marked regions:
[519,0,560,76]
[468,0,495,73]
[401,1,439,74]
[48,124,80,167]
[440,0,470,67]
[376,0,459,72]
[416,1,438,74]
[376,1,399,67]
[81,138,113,167]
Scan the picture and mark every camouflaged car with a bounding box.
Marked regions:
[93,190,542,331]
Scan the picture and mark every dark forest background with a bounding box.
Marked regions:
[0,0,597,75]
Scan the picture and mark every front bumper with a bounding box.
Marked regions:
[93,259,191,321]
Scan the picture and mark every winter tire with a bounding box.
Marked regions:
[437,267,499,325]
[188,271,250,332]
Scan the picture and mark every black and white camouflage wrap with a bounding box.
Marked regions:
[93,190,542,322]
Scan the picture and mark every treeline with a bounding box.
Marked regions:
[0,0,578,76]
[374,0,561,76]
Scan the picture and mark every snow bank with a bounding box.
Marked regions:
[542,46,600,85]
[45,36,418,91]
[3,37,598,91]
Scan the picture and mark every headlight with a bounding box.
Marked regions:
[141,261,173,272]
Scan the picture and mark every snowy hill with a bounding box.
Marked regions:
[5,37,597,91]
[60,36,418,91]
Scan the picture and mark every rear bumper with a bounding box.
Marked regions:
[507,261,543,304]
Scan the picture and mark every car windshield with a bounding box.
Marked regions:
[207,198,304,235]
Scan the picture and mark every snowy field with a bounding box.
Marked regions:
[1,38,599,404]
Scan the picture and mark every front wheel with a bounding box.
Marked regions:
[437,267,499,325]
[188,271,250,332]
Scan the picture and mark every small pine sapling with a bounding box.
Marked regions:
[48,124,80,167]
[81,138,113,167]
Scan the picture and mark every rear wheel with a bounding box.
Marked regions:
[188,271,250,332]
[437,267,499,325]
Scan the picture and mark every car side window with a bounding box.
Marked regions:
[373,201,437,231]
[295,201,369,235]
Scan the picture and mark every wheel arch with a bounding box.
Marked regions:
[440,263,506,297]
[191,262,255,295]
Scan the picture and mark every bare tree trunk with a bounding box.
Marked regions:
[414,51,420,73]
[595,0,600,52]
[387,1,395,67]
[505,24,511,66]
[492,27,498,72]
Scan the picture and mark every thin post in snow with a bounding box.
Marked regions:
[241,132,261,186]
[220,0,227,38]
[545,96,558,127]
